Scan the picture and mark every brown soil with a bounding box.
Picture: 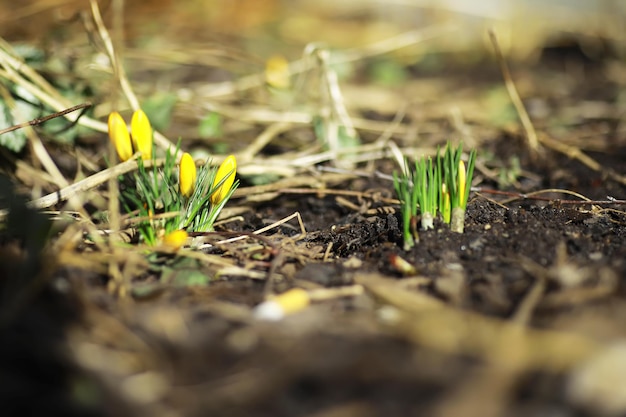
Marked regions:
[4,134,626,416]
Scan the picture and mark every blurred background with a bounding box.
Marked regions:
[2,0,625,179]
[1,0,624,59]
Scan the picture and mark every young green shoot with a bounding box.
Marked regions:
[393,162,418,250]
[393,141,477,249]
[414,155,438,230]
[442,143,476,233]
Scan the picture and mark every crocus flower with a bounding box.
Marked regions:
[162,229,188,251]
[265,54,291,89]
[179,152,196,198]
[130,109,153,160]
[210,155,237,205]
[108,111,133,162]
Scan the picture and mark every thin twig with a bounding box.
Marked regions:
[488,28,540,158]
[27,154,149,209]
[474,187,625,206]
[239,122,292,163]
[26,127,68,188]
[88,0,177,156]
[280,188,399,205]
[106,0,127,297]
[213,211,307,246]
[0,103,92,136]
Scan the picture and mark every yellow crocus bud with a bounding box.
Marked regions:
[108,111,133,162]
[179,152,196,198]
[254,288,310,321]
[130,109,153,160]
[162,230,188,251]
[441,183,451,224]
[210,155,237,205]
[265,54,291,89]
[458,160,466,206]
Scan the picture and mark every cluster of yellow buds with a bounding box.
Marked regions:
[178,153,237,206]
[108,109,153,161]
[108,109,238,249]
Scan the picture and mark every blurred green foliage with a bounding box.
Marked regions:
[198,112,223,139]
[142,92,177,132]
[0,44,95,151]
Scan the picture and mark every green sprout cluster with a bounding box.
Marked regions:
[393,142,477,250]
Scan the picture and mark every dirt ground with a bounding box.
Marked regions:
[2,2,626,417]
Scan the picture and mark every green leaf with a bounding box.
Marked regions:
[484,87,517,127]
[369,59,408,87]
[0,85,39,152]
[337,125,360,149]
[131,283,166,299]
[0,111,27,152]
[198,112,222,139]
[161,267,211,287]
[212,142,229,154]
[172,269,210,286]
[312,115,325,143]
[246,172,281,186]
[142,92,177,132]
[12,43,45,64]
[160,256,210,287]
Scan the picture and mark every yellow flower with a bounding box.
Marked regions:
[179,152,196,198]
[130,109,153,160]
[162,230,188,251]
[108,111,133,162]
[265,54,291,89]
[211,155,237,205]
[254,288,310,321]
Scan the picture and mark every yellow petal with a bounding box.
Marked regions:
[211,155,237,205]
[130,109,153,160]
[458,160,466,205]
[162,230,188,251]
[108,112,133,162]
[179,152,197,198]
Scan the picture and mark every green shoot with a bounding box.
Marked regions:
[393,164,418,250]
[392,141,477,249]
[414,155,438,230]
[442,143,476,233]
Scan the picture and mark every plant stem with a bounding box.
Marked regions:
[421,212,434,230]
[450,207,465,234]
